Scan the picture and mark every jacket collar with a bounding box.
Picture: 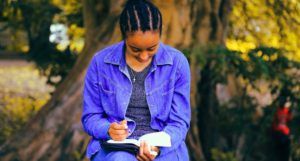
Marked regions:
[104,41,173,67]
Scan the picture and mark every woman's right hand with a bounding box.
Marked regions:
[108,120,129,141]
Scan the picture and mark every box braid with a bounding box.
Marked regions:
[119,0,162,39]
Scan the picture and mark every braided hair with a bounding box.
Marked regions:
[119,0,162,39]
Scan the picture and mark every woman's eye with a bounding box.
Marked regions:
[148,48,155,52]
[132,49,141,52]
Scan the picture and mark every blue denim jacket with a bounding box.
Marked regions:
[82,41,191,160]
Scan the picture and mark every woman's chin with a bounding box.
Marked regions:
[137,58,152,64]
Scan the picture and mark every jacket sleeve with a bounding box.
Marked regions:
[81,55,110,140]
[160,55,191,155]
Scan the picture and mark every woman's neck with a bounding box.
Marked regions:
[125,53,153,72]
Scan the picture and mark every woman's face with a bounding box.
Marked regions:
[125,30,160,65]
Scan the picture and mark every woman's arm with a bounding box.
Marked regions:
[160,55,191,155]
[82,56,111,140]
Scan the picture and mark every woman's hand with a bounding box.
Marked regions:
[136,141,160,161]
[108,120,129,141]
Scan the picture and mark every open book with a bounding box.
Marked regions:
[101,132,171,155]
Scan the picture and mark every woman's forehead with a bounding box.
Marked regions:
[126,30,160,37]
[126,30,160,49]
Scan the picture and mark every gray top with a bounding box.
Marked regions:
[125,64,157,139]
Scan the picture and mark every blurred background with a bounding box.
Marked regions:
[0,0,299,161]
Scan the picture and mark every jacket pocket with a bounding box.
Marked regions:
[151,79,175,121]
[98,81,116,94]
[98,81,117,110]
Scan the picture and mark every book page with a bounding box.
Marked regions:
[106,132,171,147]
[107,139,140,146]
[139,132,171,147]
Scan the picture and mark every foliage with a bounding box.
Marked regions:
[224,1,300,159]
[0,65,54,144]
[211,148,237,161]
[51,0,85,53]
[227,0,300,61]
[0,0,82,86]
[191,45,299,161]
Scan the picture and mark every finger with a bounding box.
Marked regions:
[151,146,159,155]
[139,154,149,161]
[121,120,128,129]
[110,129,128,135]
[151,146,159,152]
[111,123,127,130]
[110,122,119,129]
[111,134,128,141]
[139,141,144,156]
[143,142,151,158]
[154,147,160,157]
[150,146,158,160]
[139,141,150,161]
[108,126,127,138]
[109,128,128,141]
[111,134,127,141]
[144,142,154,160]
[121,119,127,125]
[136,155,143,161]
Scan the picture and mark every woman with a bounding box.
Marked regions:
[82,0,191,160]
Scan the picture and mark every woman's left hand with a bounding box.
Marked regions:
[136,141,160,161]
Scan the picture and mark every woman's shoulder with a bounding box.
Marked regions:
[160,43,188,65]
[161,43,183,55]
[93,42,123,60]
[90,41,124,66]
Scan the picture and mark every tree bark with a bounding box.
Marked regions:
[189,0,233,160]
[0,0,233,161]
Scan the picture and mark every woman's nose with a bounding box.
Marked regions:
[139,51,149,61]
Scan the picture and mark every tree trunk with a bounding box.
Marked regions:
[0,0,233,161]
[189,0,233,160]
